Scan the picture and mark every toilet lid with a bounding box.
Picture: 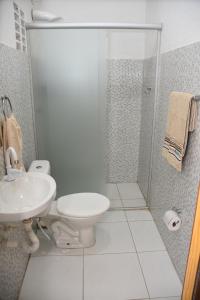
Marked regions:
[57,193,110,218]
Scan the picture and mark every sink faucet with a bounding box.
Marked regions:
[5,147,24,181]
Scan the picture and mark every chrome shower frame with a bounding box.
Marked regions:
[26,22,162,211]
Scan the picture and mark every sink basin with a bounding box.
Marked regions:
[0,172,56,222]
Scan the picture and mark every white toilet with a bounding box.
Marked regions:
[29,160,110,248]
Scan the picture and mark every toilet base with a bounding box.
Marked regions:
[50,220,96,249]
[79,227,96,248]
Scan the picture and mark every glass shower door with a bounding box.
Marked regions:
[29,30,106,197]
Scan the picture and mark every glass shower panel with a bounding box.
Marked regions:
[29,30,106,197]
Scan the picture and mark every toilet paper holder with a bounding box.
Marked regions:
[163,209,182,231]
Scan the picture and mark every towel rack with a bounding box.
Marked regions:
[0,95,13,118]
[193,95,200,101]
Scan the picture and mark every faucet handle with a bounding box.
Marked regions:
[4,168,25,182]
[13,159,20,169]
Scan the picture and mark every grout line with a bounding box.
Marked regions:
[82,251,84,300]
[157,296,181,299]
[116,183,123,202]
[109,206,149,211]
[31,252,84,258]
[125,212,151,299]
[137,249,167,254]
[127,219,154,222]
[128,296,180,300]
[124,198,146,203]
[83,251,137,256]
[100,220,130,223]
[98,220,127,223]
[122,197,146,200]
[32,249,168,258]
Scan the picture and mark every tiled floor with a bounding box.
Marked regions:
[19,206,182,300]
[106,183,146,208]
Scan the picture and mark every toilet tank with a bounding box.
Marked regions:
[28,160,51,175]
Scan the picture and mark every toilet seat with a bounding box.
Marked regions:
[57,193,110,218]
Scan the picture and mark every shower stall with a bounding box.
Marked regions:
[27,22,161,207]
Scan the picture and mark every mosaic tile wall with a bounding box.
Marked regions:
[0,43,36,300]
[149,42,200,281]
[106,59,143,183]
[137,57,156,199]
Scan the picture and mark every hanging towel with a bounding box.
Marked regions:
[1,114,24,170]
[0,120,3,149]
[162,92,197,172]
[0,120,4,169]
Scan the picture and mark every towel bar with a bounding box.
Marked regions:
[193,95,200,101]
[0,95,13,118]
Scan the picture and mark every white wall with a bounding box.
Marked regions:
[0,0,32,48]
[2,1,200,57]
[146,0,200,55]
[33,0,146,23]
[33,0,147,59]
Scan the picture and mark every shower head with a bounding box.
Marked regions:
[31,9,62,22]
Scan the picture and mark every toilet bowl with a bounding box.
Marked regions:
[48,193,110,248]
[29,161,110,248]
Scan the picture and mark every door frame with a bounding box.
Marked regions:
[182,183,200,300]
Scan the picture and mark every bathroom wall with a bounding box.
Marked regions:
[0,0,34,297]
[106,59,143,182]
[140,0,200,282]
[0,43,36,299]
[33,0,146,22]
[145,0,200,55]
[32,0,146,60]
[0,0,32,49]
[148,42,200,282]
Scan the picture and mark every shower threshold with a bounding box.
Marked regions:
[109,206,148,211]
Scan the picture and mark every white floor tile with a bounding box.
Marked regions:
[123,198,146,207]
[129,221,166,252]
[109,199,123,208]
[84,253,149,300]
[149,298,181,300]
[19,256,83,300]
[126,209,153,221]
[84,222,136,255]
[131,298,180,300]
[117,183,143,199]
[98,210,126,222]
[106,183,120,199]
[139,251,182,298]
[32,230,83,257]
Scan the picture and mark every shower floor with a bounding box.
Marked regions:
[19,208,182,300]
[106,182,146,208]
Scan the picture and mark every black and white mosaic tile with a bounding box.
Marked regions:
[149,42,200,281]
[0,43,36,300]
[106,59,143,183]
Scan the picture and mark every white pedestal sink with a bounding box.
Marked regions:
[0,172,56,222]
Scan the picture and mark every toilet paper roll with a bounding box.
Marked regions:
[163,210,181,231]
